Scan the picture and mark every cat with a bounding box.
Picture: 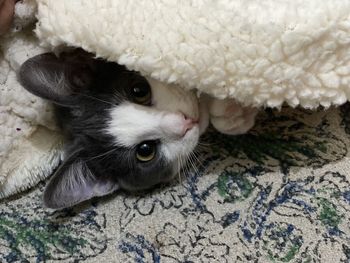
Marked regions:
[19,50,257,209]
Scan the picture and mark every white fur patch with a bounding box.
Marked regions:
[107,101,199,142]
[106,79,203,169]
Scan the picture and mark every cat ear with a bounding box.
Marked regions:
[19,51,95,106]
[43,152,119,209]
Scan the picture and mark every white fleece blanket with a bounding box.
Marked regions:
[36,0,350,108]
[1,0,350,198]
[0,0,63,198]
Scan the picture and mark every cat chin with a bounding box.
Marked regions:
[161,126,199,156]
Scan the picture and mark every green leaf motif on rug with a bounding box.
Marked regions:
[204,108,347,173]
[267,244,301,263]
[317,198,342,228]
[0,215,87,261]
[0,191,107,262]
[262,224,303,263]
[217,171,254,202]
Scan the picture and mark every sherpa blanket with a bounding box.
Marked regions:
[1,0,350,197]
[0,0,63,198]
[36,0,350,108]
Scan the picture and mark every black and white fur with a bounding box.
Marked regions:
[19,50,209,209]
[19,50,258,209]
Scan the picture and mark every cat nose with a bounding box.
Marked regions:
[160,112,199,138]
[181,114,199,137]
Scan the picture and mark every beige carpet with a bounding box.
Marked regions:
[1,105,350,262]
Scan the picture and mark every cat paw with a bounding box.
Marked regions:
[208,98,258,135]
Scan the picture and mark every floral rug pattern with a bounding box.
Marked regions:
[1,105,350,263]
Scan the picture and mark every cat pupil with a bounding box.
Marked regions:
[131,83,151,105]
[132,84,149,97]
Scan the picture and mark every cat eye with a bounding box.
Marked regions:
[130,82,152,105]
[136,141,156,162]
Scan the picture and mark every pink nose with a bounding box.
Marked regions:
[181,115,199,136]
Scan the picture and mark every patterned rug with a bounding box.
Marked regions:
[1,104,350,263]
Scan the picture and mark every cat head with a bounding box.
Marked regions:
[19,50,208,209]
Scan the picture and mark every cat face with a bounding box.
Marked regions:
[19,51,209,209]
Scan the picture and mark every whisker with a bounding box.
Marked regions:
[183,152,192,177]
[73,93,117,106]
[124,150,132,171]
[182,154,189,180]
[83,147,117,162]
[186,154,194,174]
[179,153,188,179]
[112,87,125,103]
[192,149,206,169]
[197,141,213,146]
[178,153,184,184]
[188,153,200,175]
[196,155,206,173]
[196,143,212,152]
[177,156,182,184]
